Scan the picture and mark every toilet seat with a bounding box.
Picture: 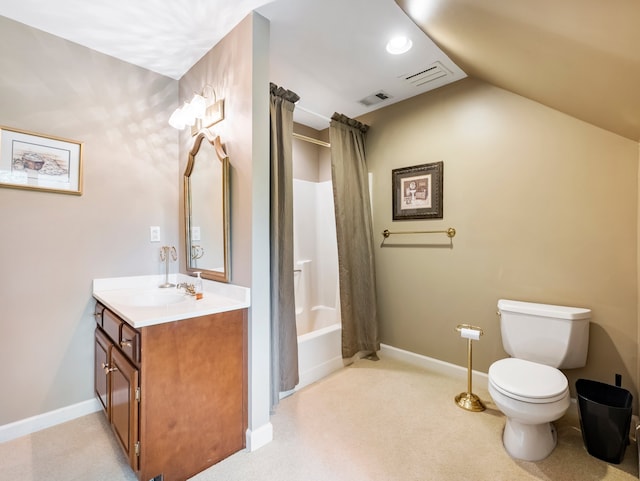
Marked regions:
[489,358,568,403]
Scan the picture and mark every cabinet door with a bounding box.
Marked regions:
[94,328,111,415]
[109,347,140,471]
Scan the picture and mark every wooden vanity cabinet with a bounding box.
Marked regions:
[94,303,140,470]
[94,302,248,481]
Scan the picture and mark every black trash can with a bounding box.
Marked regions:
[576,379,633,464]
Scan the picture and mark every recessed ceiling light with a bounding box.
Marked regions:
[386,36,413,55]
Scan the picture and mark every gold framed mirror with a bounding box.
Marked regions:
[184,131,230,282]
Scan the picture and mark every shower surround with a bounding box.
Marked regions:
[293,178,342,389]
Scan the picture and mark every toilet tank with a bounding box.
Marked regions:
[497,299,590,369]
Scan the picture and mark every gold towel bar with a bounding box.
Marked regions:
[382,227,456,239]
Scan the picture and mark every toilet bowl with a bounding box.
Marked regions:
[489,358,570,461]
[490,299,590,461]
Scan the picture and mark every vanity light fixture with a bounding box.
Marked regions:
[169,85,225,134]
[189,93,207,119]
[168,105,187,130]
[386,35,413,55]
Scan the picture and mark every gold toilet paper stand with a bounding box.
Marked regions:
[454,324,486,412]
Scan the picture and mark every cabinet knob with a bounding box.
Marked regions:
[102,362,119,374]
[120,339,132,348]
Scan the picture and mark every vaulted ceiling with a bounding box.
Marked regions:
[1,0,639,141]
[396,0,640,141]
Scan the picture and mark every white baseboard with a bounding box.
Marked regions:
[380,343,489,390]
[0,346,486,446]
[0,398,102,443]
[3,397,274,453]
[245,422,273,452]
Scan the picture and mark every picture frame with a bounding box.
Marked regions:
[392,161,443,220]
[0,126,83,195]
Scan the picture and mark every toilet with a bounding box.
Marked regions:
[488,299,590,461]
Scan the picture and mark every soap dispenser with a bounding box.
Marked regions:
[194,271,203,300]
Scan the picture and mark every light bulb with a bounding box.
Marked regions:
[168,107,186,129]
[386,36,413,55]
[190,93,207,119]
[181,101,196,126]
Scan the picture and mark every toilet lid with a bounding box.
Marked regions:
[489,358,568,403]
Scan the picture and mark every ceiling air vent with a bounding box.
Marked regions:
[358,90,393,107]
[404,61,450,87]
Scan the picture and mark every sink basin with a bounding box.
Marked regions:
[93,275,252,327]
[114,291,187,307]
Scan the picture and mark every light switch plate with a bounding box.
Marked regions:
[150,226,161,242]
[191,226,201,241]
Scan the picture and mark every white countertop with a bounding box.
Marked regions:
[93,274,250,328]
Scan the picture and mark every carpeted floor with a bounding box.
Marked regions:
[1,356,637,481]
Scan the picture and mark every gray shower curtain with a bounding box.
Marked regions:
[269,83,300,410]
[329,113,380,359]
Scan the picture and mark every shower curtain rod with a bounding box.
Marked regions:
[293,131,330,148]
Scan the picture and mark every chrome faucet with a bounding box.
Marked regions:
[159,246,177,288]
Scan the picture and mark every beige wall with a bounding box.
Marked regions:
[0,17,178,424]
[292,123,332,182]
[177,13,272,446]
[178,15,256,288]
[293,123,323,182]
[359,77,639,401]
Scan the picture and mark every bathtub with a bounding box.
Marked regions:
[292,259,343,392]
[296,306,342,390]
